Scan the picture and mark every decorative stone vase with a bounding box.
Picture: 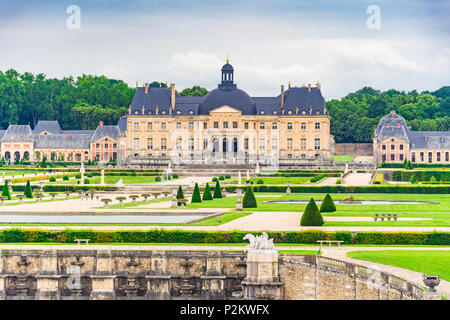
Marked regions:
[422,274,440,292]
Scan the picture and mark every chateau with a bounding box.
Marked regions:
[373,110,450,164]
[0,60,333,165]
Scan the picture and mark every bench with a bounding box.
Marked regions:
[374,214,398,221]
[74,239,89,245]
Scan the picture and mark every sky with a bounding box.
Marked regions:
[0,0,449,99]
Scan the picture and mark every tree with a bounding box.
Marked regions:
[213,180,222,199]
[191,183,202,203]
[176,186,184,199]
[1,180,11,200]
[300,198,324,226]
[243,187,257,208]
[430,176,437,182]
[24,180,33,198]
[202,183,213,201]
[410,175,418,184]
[41,156,47,168]
[320,193,336,212]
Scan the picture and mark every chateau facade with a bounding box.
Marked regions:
[373,110,450,164]
[123,60,332,165]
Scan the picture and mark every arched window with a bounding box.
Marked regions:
[212,138,218,153]
[233,138,238,153]
[222,138,228,152]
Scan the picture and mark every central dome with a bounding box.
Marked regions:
[198,87,256,115]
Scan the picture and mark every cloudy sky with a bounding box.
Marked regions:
[0,0,449,99]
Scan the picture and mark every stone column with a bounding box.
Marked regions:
[90,250,116,300]
[236,189,243,211]
[35,250,61,300]
[145,251,171,300]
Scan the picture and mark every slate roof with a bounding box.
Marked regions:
[90,125,119,142]
[408,131,450,149]
[117,116,128,132]
[34,134,91,149]
[375,110,409,136]
[0,130,6,141]
[376,125,410,143]
[1,125,34,142]
[129,64,327,116]
[33,120,62,134]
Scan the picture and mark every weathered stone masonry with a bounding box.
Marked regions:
[0,250,437,300]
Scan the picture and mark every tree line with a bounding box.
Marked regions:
[1,69,448,143]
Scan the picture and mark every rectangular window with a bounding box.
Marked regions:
[382,154,386,161]
[420,152,424,162]
[134,122,139,130]
[259,138,265,150]
[244,138,249,150]
[214,122,219,128]
[314,138,320,150]
[382,145,386,150]
[203,122,208,129]
[161,122,166,130]
[315,122,320,130]
[446,152,449,162]
[176,137,182,150]
[189,138,194,150]
[189,122,194,130]
[223,122,228,129]
[428,152,432,163]
[260,122,265,130]
[272,122,277,130]
[176,122,181,129]
[161,138,167,150]
[437,152,441,162]
[412,152,416,163]
[287,122,292,130]
[400,144,404,150]
[272,138,278,150]
[244,122,249,129]
[96,143,100,148]
[233,121,238,128]
[133,138,139,150]
[399,154,404,161]
[147,138,153,150]
[287,138,293,150]
[391,145,395,150]
[147,122,152,130]
[203,138,208,150]
[301,138,306,151]
[113,143,117,148]
[105,143,108,149]
[301,122,306,130]
[391,154,395,161]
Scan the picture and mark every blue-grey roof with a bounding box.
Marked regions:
[117,115,127,132]
[375,110,409,136]
[0,130,6,140]
[90,125,119,142]
[33,120,62,134]
[408,131,450,149]
[1,125,34,142]
[376,125,410,143]
[34,134,91,149]
[64,130,95,135]
[198,87,256,115]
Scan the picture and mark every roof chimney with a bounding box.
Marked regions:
[136,81,138,88]
[397,121,400,127]
[144,83,149,94]
[315,81,321,88]
[99,121,103,128]
[171,83,176,111]
[442,134,445,142]
[307,83,311,92]
[424,133,428,141]
[67,133,70,141]
[280,85,285,108]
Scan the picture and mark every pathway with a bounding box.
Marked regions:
[343,172,372,186]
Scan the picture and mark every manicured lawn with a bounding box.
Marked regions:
[347,250,450,281]
[330,155,354,162]
[189,211,252,226]
[0,170,42,176]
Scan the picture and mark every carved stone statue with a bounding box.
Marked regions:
[243,232,275,252]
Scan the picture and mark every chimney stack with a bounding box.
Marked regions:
[307,83,311,92]
[280,85,285,108]
[136,81,138,88]
[144,83,149,94]
[99,121,103,128]
[171,83,176,110]
[67,133,70,141]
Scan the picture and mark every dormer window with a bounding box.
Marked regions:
[260,110,265,115]
[287,110,293,115]
[134,111,139,115]
[316,110,320,114]
[386,122,390,127]
[161,110,167,115]
[147,110,153,115]
[301,110,306,115]
[176,110,181,115]
[273,110,278,115]
[188,110,194,115]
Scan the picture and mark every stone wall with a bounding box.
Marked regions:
[335,143,373,155]
[0,250,436,300]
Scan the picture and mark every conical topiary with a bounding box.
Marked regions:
[176,185,184,199]
[191,183,202,203]
[243,187,257,208]
[213,180,222,199]
[202,183,213,200]
[24,180,33,199]
[320,193,336,212]
[300,198,324,226]
[2,180,11,200]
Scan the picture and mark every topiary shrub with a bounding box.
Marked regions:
[212,177,218,182]
[202,183,213,200]
[430,176,437,182]
[84,179,90,184]
[256,179,264,184]
[24,180,33,199]
[155,176,161,182]
[320,193,336,212]
[191,183,202,203]
[225,174,231,179]
[213,180,222,198]
[63,175,69,181]
[1,180,11,200]
[300,198,324,226]
[75,174,81,179]
[173,173,179,179]
[243,187,257,208]
[49,177,56,182]
[219,176,225,180]
[176,186,184,199]
[410,175,418,184]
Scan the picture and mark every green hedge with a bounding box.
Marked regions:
[392,170,450,182]
[380,163,450,169]
[0,229,447,245]
[225,185,450,194]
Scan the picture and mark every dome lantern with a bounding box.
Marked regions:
[219,58,236,90]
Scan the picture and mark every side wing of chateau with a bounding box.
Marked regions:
[373,110,450,164]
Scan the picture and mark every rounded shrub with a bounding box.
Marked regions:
[300,198,324,226]
[320,193,336,212]
[155,176,161,182]
[219,176,225,180]
[256,179,264,184]
[75,174,81,179]
[84,179,90,184]
[49,177,56,182]
[225,174,231,179]
[173,173,179,179]
[243,187,257,208]
[191,183,202,203]
[202,183,213,201]
[213,180,222,199]
[212,177,218,182]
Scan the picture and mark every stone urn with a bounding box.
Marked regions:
[423,274,440,292]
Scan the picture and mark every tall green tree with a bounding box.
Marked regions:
[24,180,33,198]
[202,183,213,201]
[191,183,202,203]
[213,180,222,198]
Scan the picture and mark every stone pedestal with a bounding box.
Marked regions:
[236,198,243,211]
[286,186,291,195]
[90,275,116,300]
[0,275,6,300]
[171,196,178,208]
[241,250,283,300]
[423,291,441,300]
[100,169,105,185]
[35,275,61,300]
[145,275,171,300]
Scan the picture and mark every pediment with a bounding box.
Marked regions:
[209,105,242,114]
